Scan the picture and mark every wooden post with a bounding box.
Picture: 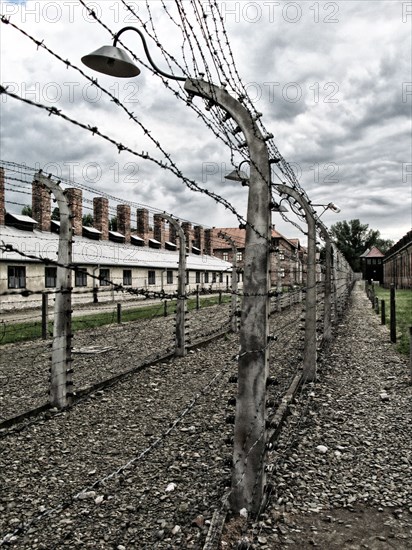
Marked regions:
[196,285,200,310]
[374,297,379,314]
[390,283,396,343]
[219,289,222,304]
[117,303,122,324]
[409,326,412,385]
[381,300,386,325]
[163,300,168,317]
[41,292,48,340]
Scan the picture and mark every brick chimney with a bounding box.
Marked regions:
[117,204,131,242]
[194,225,204,253]
[0,167,4,226]
[204,228,212,256]
[182,222,193,250]
[32,175,51,232]
[66,188,82,236]
[136,208,149,242]
[93,196,109,240]
[153,214,165,246]
[168,223,177,245]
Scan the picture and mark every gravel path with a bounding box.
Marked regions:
[222,281,412,549]
[0,302,304,548]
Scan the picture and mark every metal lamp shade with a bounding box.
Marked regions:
[224,169,250,182]
[271,201,288,212]
[81,45,140,78]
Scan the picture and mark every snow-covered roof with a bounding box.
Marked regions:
[0,226,232,271]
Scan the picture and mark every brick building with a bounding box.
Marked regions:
[360,246,384,284]
[204,226,304,289]
[383,230,412,289]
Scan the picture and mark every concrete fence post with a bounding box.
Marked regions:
[275,183,317,382]
[318,223,332,343]
[160,214,187,357]
[36,172,72,409]
[117,303,122,324]
[218,231,239,333]
[185,78,271,516]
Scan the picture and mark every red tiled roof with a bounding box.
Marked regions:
[360,246,384,258]
[210,227,299,250]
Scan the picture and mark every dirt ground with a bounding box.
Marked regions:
[221,506,412,549]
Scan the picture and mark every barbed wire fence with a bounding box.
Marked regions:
[0,0,357,542]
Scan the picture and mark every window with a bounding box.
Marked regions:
[148,270,156,285]
[99,268,110,286]
[195,271,201,284]
[166,270,173,285]
[75,267,87,287]
[279,252,285,260]
[123,269,132,286]
[223,252,229,261]
[237,252,243,262]
[212,272,217,283]
[186,271,190,285]
[205,272,209,283]
[45,266,57,288]
[8,266,26,289]
[280,268,285,278]
[219,272,223,283]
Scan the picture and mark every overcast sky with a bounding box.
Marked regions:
[1,0,411,245]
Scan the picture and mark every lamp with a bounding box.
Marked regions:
[327,202,341,213]
[270,201,288,212]
[82,45,140,77]
[224,160,250,185]
[82,26,186,81]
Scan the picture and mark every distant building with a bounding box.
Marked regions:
[360,246,384,284]
[0,169,233,310]
[204,226,304,289]
[383,230,412,289]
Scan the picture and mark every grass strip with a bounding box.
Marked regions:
[0,295,231,346]
[371,286,412,356]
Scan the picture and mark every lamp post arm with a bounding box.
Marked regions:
[113,26,186,82]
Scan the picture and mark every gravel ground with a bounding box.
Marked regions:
[0,303,232,421]
[0,301,304,548]
[221,281,412,549]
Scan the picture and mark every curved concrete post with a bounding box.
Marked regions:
[275,183,317,382]
[218,231,239,333]
[36,172,73,409]
[318,222,332,343]
[185,78,271,515]
[160,214,187,357]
